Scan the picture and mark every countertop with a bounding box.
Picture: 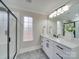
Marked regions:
[41,34,79,49]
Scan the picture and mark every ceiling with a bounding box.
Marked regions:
[2,0,72,15]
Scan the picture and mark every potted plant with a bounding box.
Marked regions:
[65,22,75,39]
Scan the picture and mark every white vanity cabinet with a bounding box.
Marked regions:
[41,37,52,59]
[41,35,79,59]
[41,37,57,59]
[50,41,71,59]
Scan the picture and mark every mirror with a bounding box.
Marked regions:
[48,0,79,39]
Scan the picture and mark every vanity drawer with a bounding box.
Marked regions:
[55,43,71,55]
[49,39,71,55]
[55,51,71,59]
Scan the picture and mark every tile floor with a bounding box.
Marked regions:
[16,49,49,59]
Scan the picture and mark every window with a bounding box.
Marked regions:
[23,16,33,41]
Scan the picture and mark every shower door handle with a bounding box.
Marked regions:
[8,37,11,42]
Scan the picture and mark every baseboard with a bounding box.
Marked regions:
[19,45,41,54]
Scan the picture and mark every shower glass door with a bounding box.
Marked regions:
[9,13,17,59]
[0,0,17,59]
[0,2,8,59]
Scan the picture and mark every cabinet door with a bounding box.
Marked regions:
[45,41,51,58]
[41,38,46,50]
[48,46,62,59]
[41,39,51,58]
[46,40,58,59]
[42,39,46,51]
[50,45,58,59]
[55,48,71,59]
[43,40,50,57]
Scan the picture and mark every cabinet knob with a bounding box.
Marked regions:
[46,43,49,48]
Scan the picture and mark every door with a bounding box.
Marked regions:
[0,2,8,59]
[9,13,17,59]
[0,1,17,59]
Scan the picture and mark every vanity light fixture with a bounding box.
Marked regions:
[57,8,62,15]
[49,5,70,18]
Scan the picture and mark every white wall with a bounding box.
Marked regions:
[47,19,57,37]
[57,21,63,35]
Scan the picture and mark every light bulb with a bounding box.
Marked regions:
[63,5,69,11]
[49,11,57,18]
[53,11,57,17]
[49,13,54,18]
[57,8,62,15]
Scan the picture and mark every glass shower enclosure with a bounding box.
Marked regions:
[0,0,17,59]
